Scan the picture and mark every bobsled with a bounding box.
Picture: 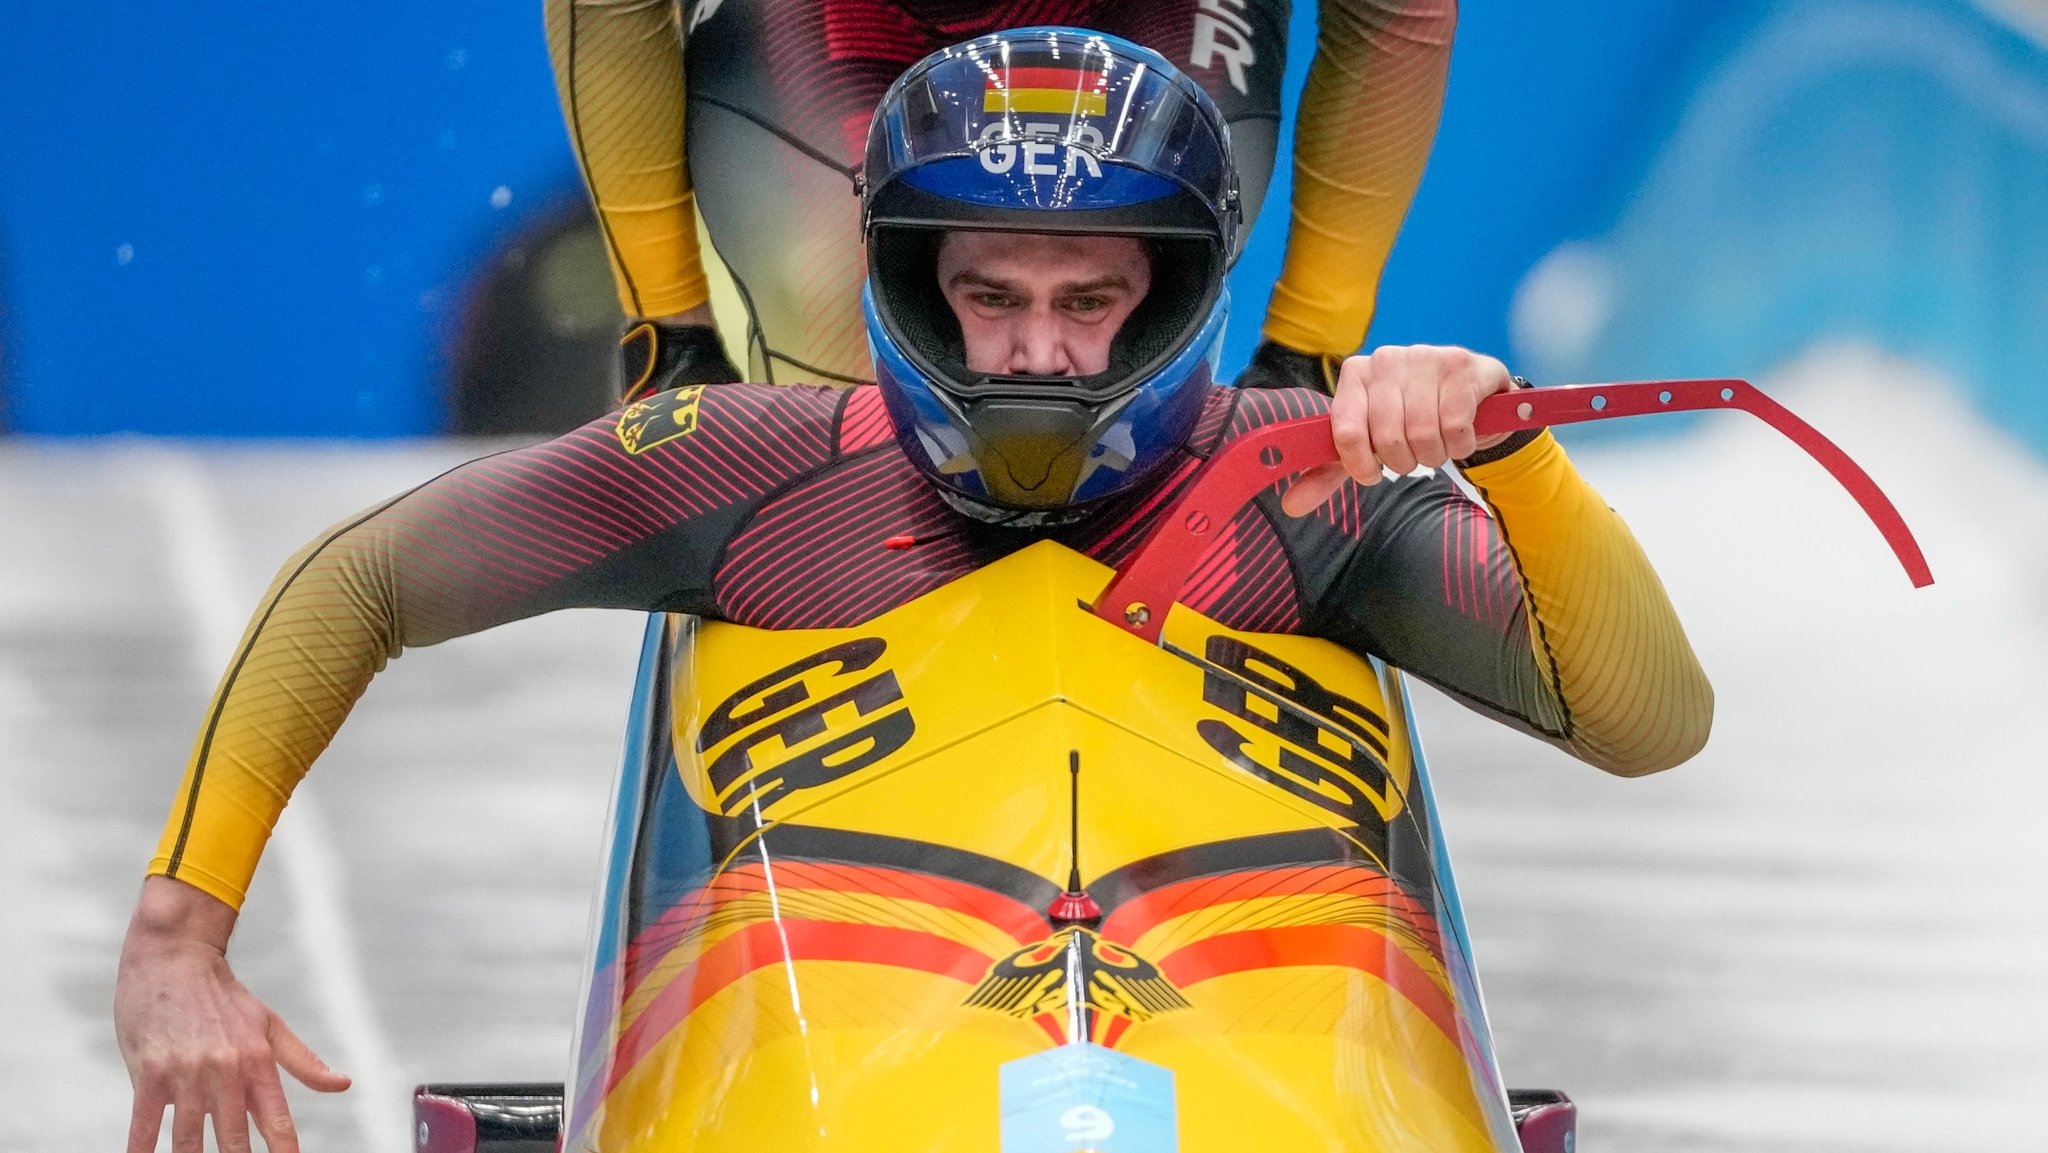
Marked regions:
[414,380,1928,1153]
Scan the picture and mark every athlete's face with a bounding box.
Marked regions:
[937,231,1151,377]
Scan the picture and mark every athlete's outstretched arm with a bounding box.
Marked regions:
[148,388,829,909]
[119,385,835,1152]
[545,0,711,322]
[1262,0,1457,365]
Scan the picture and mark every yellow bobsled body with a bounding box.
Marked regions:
[565,541,1520,1152]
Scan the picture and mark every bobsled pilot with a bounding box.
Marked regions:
[116,30,1712,1153]
[549,0,1456,396]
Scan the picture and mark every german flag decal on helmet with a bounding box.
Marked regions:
[984,66,1109,116]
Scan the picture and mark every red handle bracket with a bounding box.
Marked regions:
[1091,378,1932,644]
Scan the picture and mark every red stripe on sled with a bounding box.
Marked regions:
[1159,923,1459,1042]
[607,920,992,1096]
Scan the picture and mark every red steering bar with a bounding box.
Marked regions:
[1092,378,1934,644]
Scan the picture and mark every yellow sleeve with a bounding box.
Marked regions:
[1262,0,1456,359]
[147,513,407,909]
[545,0,711,319]
[1461,431,1715,775]
[145,385,835,909]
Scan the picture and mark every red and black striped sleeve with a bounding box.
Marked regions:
[149,383,842,909]
[1228,388,1712,776]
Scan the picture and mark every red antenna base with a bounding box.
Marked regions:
[1048,890,1102,926]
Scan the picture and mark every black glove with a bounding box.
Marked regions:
[618,319,744,402]
[1232,340,1340,395]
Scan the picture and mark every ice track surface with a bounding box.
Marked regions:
[4,344,2044,1152]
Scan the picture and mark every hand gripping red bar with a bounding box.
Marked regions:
[1092,379,1933,644]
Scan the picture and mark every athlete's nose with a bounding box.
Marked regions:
[1009,308,1072,376]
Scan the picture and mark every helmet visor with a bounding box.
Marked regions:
[866,28,1232,219]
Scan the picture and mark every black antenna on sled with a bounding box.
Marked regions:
[1069,750,1082,888]
[1049,749,1102,926]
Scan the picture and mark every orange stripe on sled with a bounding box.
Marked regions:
[606,920,993,1095]
[627,860,1048,968]
[1159,924,1460,1042]
[1100,865,1440,946]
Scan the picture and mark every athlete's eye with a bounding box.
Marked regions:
[1061,294,1116,318]
[970,291,1020,311]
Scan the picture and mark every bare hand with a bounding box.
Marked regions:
[116,877,350,1153]
[1282,344,1520,516]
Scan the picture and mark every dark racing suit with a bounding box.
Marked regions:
[546,0,1458,379]
[151,383,1712,909]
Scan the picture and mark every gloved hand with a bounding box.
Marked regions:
[1232,339,1340,394]
[618,319,744,402]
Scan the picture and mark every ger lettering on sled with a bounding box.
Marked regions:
[413,380,1927,1153]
